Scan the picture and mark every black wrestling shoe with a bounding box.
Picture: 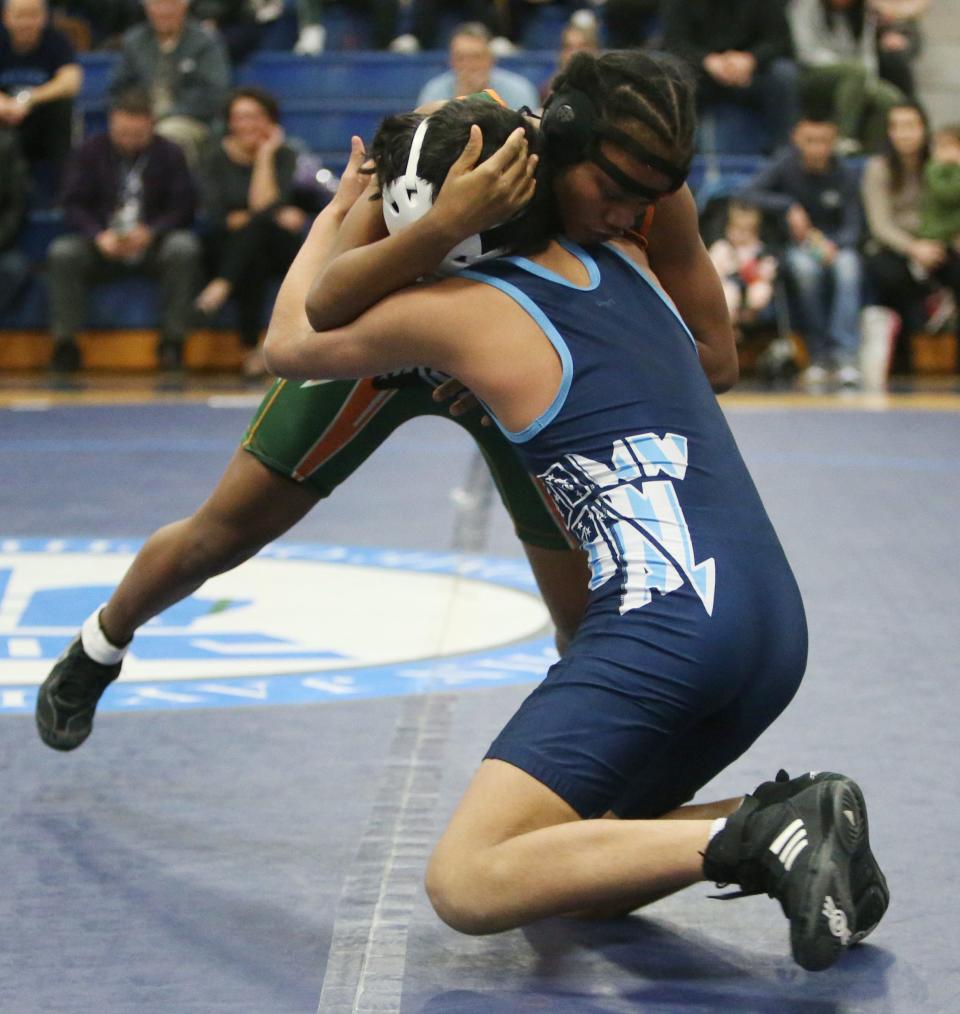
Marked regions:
[703,778,865,971]
[752,770,889,945]
[35,637,121,751]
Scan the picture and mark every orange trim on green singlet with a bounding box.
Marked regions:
[291,377,398,480]
[242,379,288,446]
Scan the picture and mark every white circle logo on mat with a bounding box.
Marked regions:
[0,539,555,713]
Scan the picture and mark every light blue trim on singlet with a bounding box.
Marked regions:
[500,236,601,291]
[459,269,574,444]
[603,242,699,352]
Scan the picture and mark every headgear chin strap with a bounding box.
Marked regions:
[381,116,509,274]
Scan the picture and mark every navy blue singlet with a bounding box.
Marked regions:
[462,241,808,819]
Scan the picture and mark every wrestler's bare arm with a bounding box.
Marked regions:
[305,125,537,332]
[648,186,740,392]
[267,277,477,381]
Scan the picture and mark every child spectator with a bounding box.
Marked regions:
[743,111,864,388]
[708,200,779,327]
[918,124,960,255]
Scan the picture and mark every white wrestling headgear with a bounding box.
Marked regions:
[381,116,509,274]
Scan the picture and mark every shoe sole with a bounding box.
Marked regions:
[35,683,95,751]
[789,778,865,971]
[34,637,117,752]
[805,773,889,945]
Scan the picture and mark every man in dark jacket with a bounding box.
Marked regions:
[109,0,230,165]
[742,113,864,388]
[46,88,201,371]
[662,0,799,150]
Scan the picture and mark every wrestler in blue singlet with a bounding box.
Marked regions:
[462,240,808,820]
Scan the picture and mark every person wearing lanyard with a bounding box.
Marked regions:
[45,88,202,372]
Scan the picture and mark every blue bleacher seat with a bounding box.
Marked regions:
[697,103,772,157]
[281,98,398,150]
[78,51,116,107]
[236,52,445,101]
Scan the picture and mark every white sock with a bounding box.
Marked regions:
[708,817,727,842]
[80,606,130,665]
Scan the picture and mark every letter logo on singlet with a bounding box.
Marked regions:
[538,432,716,615]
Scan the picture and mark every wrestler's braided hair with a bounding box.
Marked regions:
[550,49,697,171]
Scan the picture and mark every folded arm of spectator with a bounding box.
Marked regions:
[25,62,83,110]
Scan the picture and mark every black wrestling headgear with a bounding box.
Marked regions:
[540,84,691,200]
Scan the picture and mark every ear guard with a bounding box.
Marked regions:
[382,116,434,234]
[381,116,510,274]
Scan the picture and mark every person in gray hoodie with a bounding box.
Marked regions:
[110,0,230,165]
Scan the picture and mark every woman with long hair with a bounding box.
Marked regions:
[862,102,960,373]
[194,86,307,376]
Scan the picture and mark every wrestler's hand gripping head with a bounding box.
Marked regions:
[376,99,548,271]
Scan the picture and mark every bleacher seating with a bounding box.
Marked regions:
[3,33,778,364]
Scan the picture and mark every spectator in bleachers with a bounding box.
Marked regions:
[416,22,539,111]
[538,12,598,102]
[490,0,576,53]
[110,0,230,165]
[194,86,306,377]
[392,4,494,54]
[788,0,904,153]
[603,0,660,50]
[0,0,82,180]
[51,2,143,48]
[296,0,399,53]
[47,87,201,371]
[0,128,30,317]
[191,0,262,64]
[862,105,960,373]
[707,200,779,330]
[742,111,864,388]
[919,125,960,254]
[661,0,799,152]
[869,0,929,100]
